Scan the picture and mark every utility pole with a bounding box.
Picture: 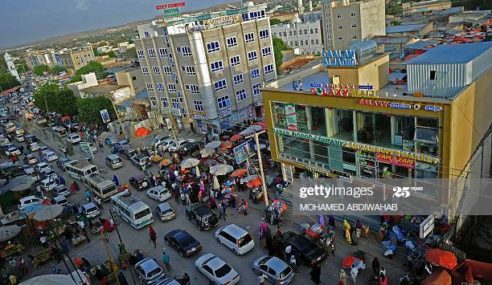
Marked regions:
[100,231,121,285]
[43,95,55,140]
[247,130,269,206]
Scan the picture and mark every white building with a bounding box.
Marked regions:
[4,53,20,81]
[66,73,98,97]
[271,14,323,54]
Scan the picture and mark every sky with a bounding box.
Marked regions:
[0,0,233,48]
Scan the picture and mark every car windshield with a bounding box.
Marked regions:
[279,266,293,278]
[102,185,117,195]
[134,208,151,220]
[215,264,232,278]
[147,266,162,279]
[238,234,253,247]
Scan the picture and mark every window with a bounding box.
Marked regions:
[148,48,156,58]
[181,66,195,75]
[236,89,247,102]
[178,46,191,56]
[206,41,220,53]
[162,66,172,74]
[259,29,269,39]
[299,29,303,35]
[250,68,260,79]
[337,14,342,18]
[311,39,315,44]
[171,98,180,109]
[315,28,319,33]
[247,51,257,61]
[217,96,231,109]
[160,97,168,108]
[352,36,357,39]
[158,48,167,58]
[351,12,356,17]
[338,26,343,29]
[351,24,357,28]
[262,47,272,56]
[338,36,343,40]
[233,74,244,85]
[304,29,308,34]
[146,83,154,91]
[149,97,157,107]
[226,37,237,47]
[230,55,240,66]
[141,67,149,74]
[316,39,319,44]
[310,28,314,34]
[289,31,293,36]
[185,84,200,94]
[210,61,224,72]
[172,73,178,84]
[214,79,227,91]
[264,64,274,74]
[245,33,255,43]
[152,66,160,75]
[430,71,436,80]
[253,83,262,96]
[144,31,151,38]
[194,100,204,111]
[168,84,176,93]
[156,82,164,92]
[137,50,145,59]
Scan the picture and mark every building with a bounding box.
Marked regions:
[3,53,20,81]
[449,10,492,26]
[67,73,99,97]
[79,84,132,104]
[402,0,452,16]
[54,46,96,71]
[386,23,434,37]
[135,3,276,133]
[262,41,492,217]
[26,49,57,69]
[373,35,419,59]
[321,0,386,50]
[271,14,324,55]
[115,67,146,96]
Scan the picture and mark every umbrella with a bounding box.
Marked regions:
[20,272,86,285]
[240,125,262,136]
[247,176,262,188]
[255,121,267,129]
[220,140,233,150]
[205,141,222,149]
[0,225,22,242]
[135,127,151,137]
[230,169,248,178]
[241,174,258,184]
[230,134,242,142]
[204,159,218,167]
[213,176,220,190]
[200,148,215,158]
[33,204,64,222]
[181,158,200,169]
[425,248,458,270]
[272,199,288,213]
[160,158,172,167]
[209,164,233,176]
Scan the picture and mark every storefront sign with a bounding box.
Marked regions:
[274,128,440,164]
[424,105,443,112]
[191,110,206,120]
[376,153,415,168]
[218,106,232,118]
[322,49,357,67]
[358,99,442,112]
[204,15,241,28]
[156,1,185,10]
[233,140,253,164]
[285,105,298,131]
[311,84,378,98]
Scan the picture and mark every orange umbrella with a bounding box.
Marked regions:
[220,140,233,150]
[247,176,262,188]
[230,134,242,142]
[230,169,248,178]
[425,249,458,270]
[135,127,151,137]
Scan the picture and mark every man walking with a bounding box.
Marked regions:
[149,225,157,248]
[162,249,172,271]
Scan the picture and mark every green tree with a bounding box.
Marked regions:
[69,61,107,83]
[49,65,67,75]
[387,0,403,15]
[0,57,7,71]
[273,37,290,74]
[33,64,50,76]
[106,51,117,58]
[33,82,78,115]
[0,71,20,91]
[270,18,282,25]
[76,96,115,124]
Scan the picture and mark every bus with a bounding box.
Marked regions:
[84,172,118,201]
[65,160,99,180]
[111,192,153,229]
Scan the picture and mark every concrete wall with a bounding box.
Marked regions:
[359,0,386,38]
[115,69,145,96]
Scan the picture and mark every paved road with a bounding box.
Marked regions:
[9,116,408,285]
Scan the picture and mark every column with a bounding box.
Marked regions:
[353,110,357,142]
[391,116,396,145]
[306,106,315,160]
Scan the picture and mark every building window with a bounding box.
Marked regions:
[148,48,156,58]
[217,95,231,109]
[156,82,164,92]
[185,84,200,94]
[177,46,192,56]
[206,41,220,53]
[162,66,172,74]
[247,51,257,61]
[160,97,168,108]
[352,36,357,39]
[316,39,319,44]
[259,29,269,39]
[351,12,356,17]
[352,24,357,28]
[299,29,303,35]
[253,83,262,96]
[337,14,342,18]
[262,47,272,56]
[158,48,167,58]
[250,68,260,79]
[233,74,244,85]
[210,60,224,72]
[245,33,255,43]
[152,66,160,75]
[264,64,274,74]
[236,89,247,102]
[214,79,227,91]
[315,28,319,33]
[289,31,293,36]
[141,67,149,74]
[146,83,154,91]
[305,40,308,45]
[338,36,343,40]
[144,31,151,38]
[181,66,195,75]
[310,28,314,34]
[168,84,176,93]
[194,100,204,111]
[137,50,145,59]
[230,55,240,66]
[150,97,157,107]
[311,39,315,44]
[338,26,343,29]
[171,98,180,110]
[227,37,237,47]
[430,70,436,80]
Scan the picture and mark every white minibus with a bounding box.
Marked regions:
[111,192,154,229]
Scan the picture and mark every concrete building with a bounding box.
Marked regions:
[26,49,57,69]
[373,35,419,60]
[271,14,324,55]
[3,53,20,81]
[402,0,452,16]
[54,46,96,71]
[449,10,492,26]
[115,67,145,96]
[79,84,132,104]
[135,3,276,132]
[321,0,386,50]
[386,23,434,37]
[67,73,99,98]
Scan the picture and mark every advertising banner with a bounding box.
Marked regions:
[285,105,298,131]
[376,153,415,168]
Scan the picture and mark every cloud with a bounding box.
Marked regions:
[76,0,89,11]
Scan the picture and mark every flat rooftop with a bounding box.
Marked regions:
[386,23,429,34]
[80,84,128,94]
[407,41,492,64]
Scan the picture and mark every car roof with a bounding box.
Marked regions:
[221,224,248,238]
[135,258,160,271]
[107,154,119,159]
[149,186,166,192]
[172,230,192,241]
[206,256,226,270]
[264,256,289,271]
[82,202,97,209]
[20,195,39,202]
[157,202,172,211]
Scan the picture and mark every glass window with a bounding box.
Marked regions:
[210,61,224,72]
[233,74,244,85]
[262,47,272,56]
[194,100,203,111]
[217,96,231,109]
[250,68,260,78]
[356,112,391,146]
[230,55,240,66]
[247,51,257,61]
[259,30,269,39]
[206,41,220,53]
[214,79,227,91]
[236,89,247,102]
[226,37,237,47]
[264,64,274,74]
[245,33,255,43]
[328,109,353,141]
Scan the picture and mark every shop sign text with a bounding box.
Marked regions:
[156,1,185,10]
[204,15,240,28]
[359,99,443,112]
[285,105,298,131]
[323,49,357,67]
[376,153,415,168]
[311,84,378,98]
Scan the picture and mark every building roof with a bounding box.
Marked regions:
[407,41,492,64]
[405,39,441,50]
[80,84,128,95]
[386,23,428,34]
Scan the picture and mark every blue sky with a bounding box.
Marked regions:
[0,0,233,48]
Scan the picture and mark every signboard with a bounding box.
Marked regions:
[204,15,241,29]
[100,109,110,123]
[156,1,185,10]
[323,49,357,67]
[157,1,185,19]
[358,99,443,112]
[233,140,254,164]
[285,105,298,131]
[419,215,435,239]
[80,142,94,159]
[311,84,378,98]
[376,153,415,168]
[281,163,294,183]
[218,106,232,118]
[191,110,206,120]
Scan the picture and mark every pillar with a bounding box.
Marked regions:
[306,106,315,160]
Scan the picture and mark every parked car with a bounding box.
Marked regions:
[56,157,73,171]
[5,145,21,156]
[40,178,58,191]
[35,117,47,126]
[151,135,170,148]
[43,150,59,162]
[15,133,24,142]
[252,256,295,285]
[52,195,68,207]
[105,154,123,169]
[129,175,150,191]
[35,162,51,173]
[130,154,151,170]
[0,164,25,179]
[215,224,255,255]
[185,203,219,231]
[134,258,165,285]
[119,148,136,159]
[24,154,38,165]
[18,195,43,212]
[168,139,187,153]
[155,202,176,222]
[194,253,240,285]
[29,142,39,152]
[146,186,171,202]
[276,232,328,267]
[104,136,118,146]
[53,184,71,197]
[178,141,201,155]
[164,229,202,257]
[24,134,37,144]
[79,202,100,219]
[66,133,81,144]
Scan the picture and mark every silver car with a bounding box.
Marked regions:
[134,258,165,285]
[252,256,294,285]
[155,202,176,222]
[195,253,240,285]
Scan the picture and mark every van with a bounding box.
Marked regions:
[84,172,118,201]
[214,224,255,255]
[105,154,123,170]
[54,127,67,138]
[65,160,99,180]
[111,192,153,229]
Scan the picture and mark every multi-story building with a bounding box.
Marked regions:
[135,3,276,132]
[54,46,96,71]
[271,14,324,55]
[321,0,386,50]
[402,0,452,16]
[26,49,57,69]
[115,67,146,96]
[3,53,20,82]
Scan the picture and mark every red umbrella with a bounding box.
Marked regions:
[425,249,458,270]
[135,127,151,137]
[230,169,248,178]
[255,121,267,129]
[220,140,233,150]
[246,176,262,188]
[230,134,242,142]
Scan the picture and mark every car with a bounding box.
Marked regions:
[178,141,201,155]
[150,277,182,285]
[25,134,37,144]
[79,202,100,219]
[104,136,118,146]
[168,139,187,153]
[119,147,136,159]
[157,138,175,152]
[215,224,255,255]
[15,134,24,142]
[66,133,81,144]
[194,253,240,285]
[146,186,171,202]
[130,154,151,170]
[40,178,58,191]
[276,232,328,267]
[155,202,176,222]
[52,195,68,207]
[150,135,170,147]
[185,203,219,231]
[53,184,71,197]
[115,140,129,147]
[18,195,44,212]
[35,162,51,173]
[82,142,97,153]
[35,117,47,126]
[56,157,74,171]
[164,229,202,257]
[252,256,295,285]
[5,145,21,156]
[105,154,123,169]
[43,150,59,162]
[29,142,40,152]
[129,175,150,190]
[0,164,25,179]
[37,145,49,154]
[134,258,165,285]
[24,154,38,165]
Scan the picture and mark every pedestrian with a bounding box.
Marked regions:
[39,234,48,248]
[355,220,363,239]
[117,271,128,285]
[350,264,358,284]
[180,190,187,205]
[82,228,90,242]
[84,189,92,202]
[310,264,321,284]
[8,274,17,285]
[339,269,347,285]
[113,175,120,187]
[372,257,380,278]
[18,257,27,274]
[220,200,227,220]
[289,254,298,273]
[162,249,172,271]
[148,225,157,248]
[257,274,267,285]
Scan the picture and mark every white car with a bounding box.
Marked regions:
[29,142,40,152]
[215,224,255,255]
[66,133,81,144]
[35,162,51,173]
[194,253,240,285]
[40,178,58,191]
[15,134,24,142]
[167,139,187,153]
[18,195,43,212]
[5,145,21,156]
[146,186,172,202]
[43,150,59,162]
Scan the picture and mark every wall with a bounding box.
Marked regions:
[115,69,145,96]
[358,54,389,91]
[359,0,386,38]
[407,62,468,97]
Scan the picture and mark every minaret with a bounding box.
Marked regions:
[4,52,20,81]
[298,0,304,14]
[309,0,313,12]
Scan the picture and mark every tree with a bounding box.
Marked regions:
[33,82,78,115]
[387,0,403,16]
[33,64,50,76]
[0,71,20,91]
[76,96,115,125]
[106,51,117,58]
[273,37,289,74]
[49,65,66,75]
[69,61,107,83]
[270,18,283,26]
